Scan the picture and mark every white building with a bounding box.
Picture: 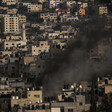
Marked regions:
[4,41,26,50]
[32,41,50,56]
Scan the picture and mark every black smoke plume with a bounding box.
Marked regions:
[36,16,112,96]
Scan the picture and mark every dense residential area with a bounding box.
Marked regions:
[0,0,112,112]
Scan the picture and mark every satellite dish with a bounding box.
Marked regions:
[71,85,74,89]
[79,85,82,89]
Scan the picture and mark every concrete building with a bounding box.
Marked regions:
[23,56,37,65]
[81,3,88,8]
[79,8,86,16]
[6,35,22,41]
[28,4,42,12]
[97,76,112,87]
[0,94,11,112]
[11,89,42,108]
[23,3,42,12]
[51,99,90,112]
[3,41,26,50]
[2,15,19,34]
[18,14,26,24]
[2,0,18,5]
[40,13,57,23]
[38,0,47,3]
[24,109,50,112]
[99,6,108,15]
[66,0,76,8]
[49,0,64,8]
[0,55,9,65]
[0,77,25,94]
[61,16,79,22]
[22,59,46,77]
[104,85,112,94]
[23,102,50,112]
[1,14,26,34]
[31,41,50,56]
[2,23,27,51]
[7,8,18,14]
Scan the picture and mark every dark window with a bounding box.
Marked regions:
[79,102,83,106]
[5,67,8,70]
[105,79,108,84]
[11,73,15,76]
[34,95,40,98]
[60,107,64,112]
[68,109,73,112]
[38,65,40,68]
[14,104,19,107]
[12,67,15,69]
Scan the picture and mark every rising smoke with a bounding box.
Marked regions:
[36,16,112,96]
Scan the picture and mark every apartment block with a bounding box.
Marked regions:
[2,15,19,34]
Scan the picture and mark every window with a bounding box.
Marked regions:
[61,107,64,112]
[38,65,40,68]
[12,67,15,69]
[68,109,73,112]
[34,95,40,98]
[14,104,19,107]
[79,102,83,106]
[6,47,8,50]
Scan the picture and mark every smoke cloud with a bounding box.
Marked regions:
[36,16,112,96]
